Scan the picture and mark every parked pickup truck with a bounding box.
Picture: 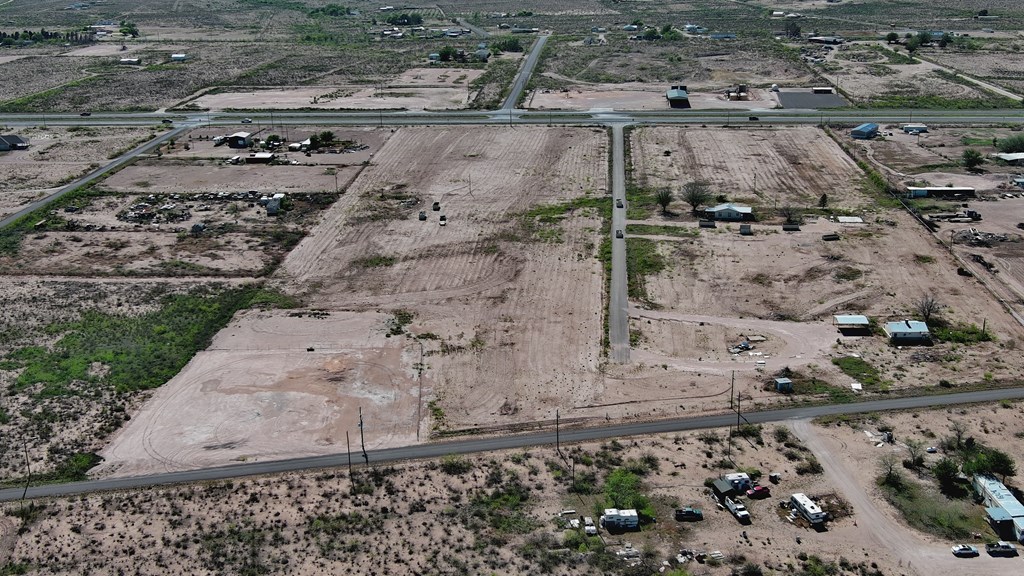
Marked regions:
[986,541,1018,556]
[725,497,751,524]
[675,507,704,521]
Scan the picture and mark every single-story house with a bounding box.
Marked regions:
[883,320,930,343]
[993,152,1024,165]
[974,474,1024,543]
[248,152,275,163]
[0,135,30,151]
[666,85,690,109]
[851,123,879,139]
[705,203,753,221]
[227,132,252,149]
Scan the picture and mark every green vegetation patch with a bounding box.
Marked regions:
[626,224,698,238]
[931,322,993,344]
[625,238,666,304]
[878,472,988,540]
[831,356,884,389]
[5,287,295,397]
[519,196,610,242]
[352,254,397,268]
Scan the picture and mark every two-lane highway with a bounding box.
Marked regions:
[608,124,630,364]
[4,386,1024,501]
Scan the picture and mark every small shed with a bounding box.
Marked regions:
[851,123,879,139]
[774,377,793,392]
[227,132,252,149]
[739,224,752,235]
[883,320,931,343]
[705,203,753,221]
[0,135,30,151]
[711,479,736,499]
[666,85,690,109]
[170,53,188,61]
[266,198,282,216]
[834,314,870,336]
[248,152,276,163]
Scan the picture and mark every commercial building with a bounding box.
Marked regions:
[0,135,30,151]
[227,132,252,149]
[851,123,879,139]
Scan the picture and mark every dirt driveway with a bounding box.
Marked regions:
[792,420,1020,576]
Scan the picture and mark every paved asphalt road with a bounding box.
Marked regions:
[3,386,1024,502]
[501,34,549,110]
[609,124,630,364]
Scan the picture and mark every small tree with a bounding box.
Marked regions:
[906,36,921,52]
[655,188,673,214]
[988,449,1017,482]
[950,420,968,448]
[914,293,941,323]
[682,181,712,214]
[319,131,336,146]
[905,439,926,469]
[962,148,984,170]
[885,32,899,43]
[933,457,960,493]
[784,21,801,38]
[880,453,901,486]
[439,45,457,62]
[779,205,802,225]
[818,193,828,208]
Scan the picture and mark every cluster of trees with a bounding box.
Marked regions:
[385,13,423,26]
[784,21,801,39]
[119,20,139,38]
[308,4,351,17]
[885,30,959,52]
[490,37,523,53]
[997,134,1024,154]
[0,29,95,45]
[307,131,336,150]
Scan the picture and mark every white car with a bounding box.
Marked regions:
[241,118,253,124]
[951,544,978,557]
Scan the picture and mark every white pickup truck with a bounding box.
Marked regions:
[725,497,751,524]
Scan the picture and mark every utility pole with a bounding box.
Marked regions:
[556,409,560,456]
[20,439,30,514]
[346,431,353,477]
[359,407,368,465]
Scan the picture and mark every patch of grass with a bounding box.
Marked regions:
[5,287,294,397]
[914,254,936,264]
[932,323,993,344]
[961,136,994,147]
[625,238,666,304]
[625,224,697,238]
[833,265,863,282]
[352,254,397,268]
[877,472,988,540]
[386,309,414,336]
[518,196,610,242]
[831,356,883,389]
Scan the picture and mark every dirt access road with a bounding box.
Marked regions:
[792,420,1019,576]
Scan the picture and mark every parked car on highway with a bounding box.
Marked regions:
[161,119,173,124]
[79,112,91,116]
[951,544,979,557]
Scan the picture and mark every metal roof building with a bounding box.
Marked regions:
[974,474,1024,543]
[883,320,930,342]
[666,85,690,109]
[851,123,879,139]
[834,315,869,326]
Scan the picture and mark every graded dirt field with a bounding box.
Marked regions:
[13,410,1024,575]
[0,126,159,219]
[631,126,866,209]
[95,126,610,475]
[527,85,779,111]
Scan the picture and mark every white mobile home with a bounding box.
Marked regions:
[791,493,826,525]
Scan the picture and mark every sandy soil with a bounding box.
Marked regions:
[192,69,483,111]
[0,55,28,64]
[528,84,780,111]
[101,160,364,195]
[632,126,865,209]
[96,309,424,477]
[96,126,610,475]
[59,43,146,57]
[0,126,158,219]
[2,419,933,576]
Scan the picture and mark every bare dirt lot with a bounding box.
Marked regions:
[527,85,779,111]
[0,418,954,576]
[0,126,159,220]
[93,126,611,476]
